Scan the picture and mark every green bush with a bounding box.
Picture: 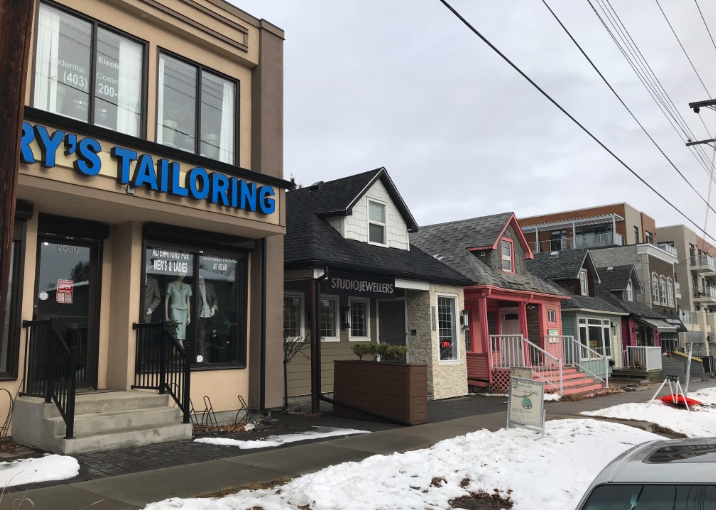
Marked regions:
[351,343,408,362]
[351,343,372,360]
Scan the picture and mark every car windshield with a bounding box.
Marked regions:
[582,484,716,509]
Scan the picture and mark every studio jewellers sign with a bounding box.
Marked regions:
[326,271,395,298]
[19,122,276,215]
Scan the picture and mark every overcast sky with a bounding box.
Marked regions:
[233,0,716,237]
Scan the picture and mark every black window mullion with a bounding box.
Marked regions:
[195,66,202,156]
[89,20,98,127]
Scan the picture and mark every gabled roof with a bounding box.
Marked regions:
[284,170,472,287]
[527,249,600,283]
[410,213,565,297]
[596,265,643,293]
[595,283,666,319]
[561,294,625,314]
[304,167,419,232]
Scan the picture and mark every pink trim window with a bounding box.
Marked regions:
[501,238,515,273]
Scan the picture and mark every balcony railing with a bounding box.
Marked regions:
[536,232,623,253]
[657,243,678,257]
[622,346,662,371]
[679,309,691,324]
[694,287,716,299]
[691,254,716,272]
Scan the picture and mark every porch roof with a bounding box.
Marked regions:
[520,213,624,233]
[560,293,625,314]
[639,318,677,331]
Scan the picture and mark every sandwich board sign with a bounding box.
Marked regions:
[506,376,545,437]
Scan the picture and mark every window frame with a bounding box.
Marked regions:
[547,309,557,323]
[140,237,249,371]
[579,269,588,296]
[437,293,460,364]
[319,295,340,342]
[645,231,654,244]
[283,292,305,342]
[651,273,660,305]
[31,1,149,139]
[659,276,667,306]
[348,298,371,341]
[0,221,28,381]
[666,279,674,307]
[501,237,514,273]
[367,199,387,246]
[626,279,633,302]
[634,226,640,244]
[155,48,240,166]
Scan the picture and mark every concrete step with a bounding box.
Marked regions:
[72,392,172,416]
[534,371,590,382]
[57,422,192,455]
[47,406,182,436]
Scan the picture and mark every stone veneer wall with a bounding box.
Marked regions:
[407,285,468,400]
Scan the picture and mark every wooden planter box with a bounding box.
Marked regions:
[333,360,427,425]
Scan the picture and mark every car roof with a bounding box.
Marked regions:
[592,437,716,485]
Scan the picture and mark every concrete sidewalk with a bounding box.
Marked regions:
[3,379,714,510]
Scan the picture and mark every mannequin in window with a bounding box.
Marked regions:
[144,275,161,322]
[165,272,192,346]
[196,276,218,362]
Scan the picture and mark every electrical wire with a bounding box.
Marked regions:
[694,0,716,55]
[540,0,716,218]
[435,0,716,246]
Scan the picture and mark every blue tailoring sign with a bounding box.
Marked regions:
[19,122,276,215]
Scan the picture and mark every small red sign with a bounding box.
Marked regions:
[56,279,74,304]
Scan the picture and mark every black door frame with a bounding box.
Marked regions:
[377,298,407,346]
[33,234,103,390]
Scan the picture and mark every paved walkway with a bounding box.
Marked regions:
[2,379,714,510]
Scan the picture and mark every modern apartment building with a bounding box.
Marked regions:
[656,224,716,354]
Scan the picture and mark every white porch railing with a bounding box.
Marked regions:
[622,346,662,371]
[560,336,609,388]
[488,335,563,395]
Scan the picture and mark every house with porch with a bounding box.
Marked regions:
[596,265,674,377]
[411,213,608,396]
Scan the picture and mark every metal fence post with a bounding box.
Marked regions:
[44,320,54,404]
[605,354,610,389]
[66,330,78,439]
[159,322,167,395]
[559,362,563,396]
[182,340,191,424]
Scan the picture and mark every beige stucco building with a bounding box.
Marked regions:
[3,0,290,453]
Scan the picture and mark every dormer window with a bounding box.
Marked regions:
[626,280,633,302]
[368,201,386,245]
[501,238,514,273]
[579,269,588,296]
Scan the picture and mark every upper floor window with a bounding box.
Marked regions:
[34,3,144,137]
[666,279,674,307]
[659,276,667,306]
[626,280,633,302]
[368,201,386,245]
[645,231,654,244]
[579,269,588,296]
[634,226,640,244]
[547,309,556,323]
[501,238,514,272]
[651,273,660,304]
[157,53,236,164]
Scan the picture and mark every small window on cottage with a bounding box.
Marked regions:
[626,280,633,302]
[579,269,588,296]
[659,276,667,306]
[651,273,660,304]
[438,296,458,361]
[548,309,556,323]
[349,299,369,339]
[320,297,339,340]
[501,239,513,272]
[368,201,386,245]
[283,294,303,341]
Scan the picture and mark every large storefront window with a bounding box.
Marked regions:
[438,296,458,361]
[157,53,236,164]
[34,3,144,136]
[578,318,612,358]
[145,246,246,367]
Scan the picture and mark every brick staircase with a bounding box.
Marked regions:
[533,366,606,396]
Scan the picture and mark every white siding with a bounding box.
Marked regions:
[343,179,410,250]
[326,216,343,235]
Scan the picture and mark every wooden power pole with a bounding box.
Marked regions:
[0,0,34,337]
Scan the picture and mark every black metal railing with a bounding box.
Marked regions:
[22,319,78,439]
[132,322,191,423]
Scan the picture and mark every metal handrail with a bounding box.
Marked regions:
[563,336,609,388]
[489,334,563,395]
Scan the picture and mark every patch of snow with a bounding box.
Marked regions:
[543,393,561,401]
[194,426,368,449]
[688,387,716,405]
[0,455,79,487]
[475,393,507,397]
[150,419,658,510]
[582,397,716,438]
[243,423,256,432]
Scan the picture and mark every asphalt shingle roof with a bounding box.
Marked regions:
[284,171,473,286]
[560,293,624,313]
[526,249,589,281]
[597,265,638,291]
[410,214,567,296]
[595,284,667,319]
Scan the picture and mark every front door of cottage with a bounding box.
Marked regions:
[500,308,521,335]
[378,300,407,347]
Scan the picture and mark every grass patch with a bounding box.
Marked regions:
[197,478,292,498]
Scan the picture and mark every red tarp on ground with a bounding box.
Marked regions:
[658,395,701,407]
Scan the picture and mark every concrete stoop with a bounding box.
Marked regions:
[13,392,192,454]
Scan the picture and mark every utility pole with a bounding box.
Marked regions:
[687,99,716,148]
[0,0,35,339]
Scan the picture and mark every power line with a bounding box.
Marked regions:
[435,0,716,246]
[655,0,711,97]
[589,0,716,181]
[694,0,716,55]
[540,0,716,218]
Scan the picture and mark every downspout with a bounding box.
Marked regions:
[260,238,267,411]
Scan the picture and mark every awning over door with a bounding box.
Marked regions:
[638,318,677,331]
[663,313,688,333]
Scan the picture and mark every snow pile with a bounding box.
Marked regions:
[0,455,79,487]
[544,393,561,402]
[582,387,716,438]
[149,420,658,510]
[195,427,368,449]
